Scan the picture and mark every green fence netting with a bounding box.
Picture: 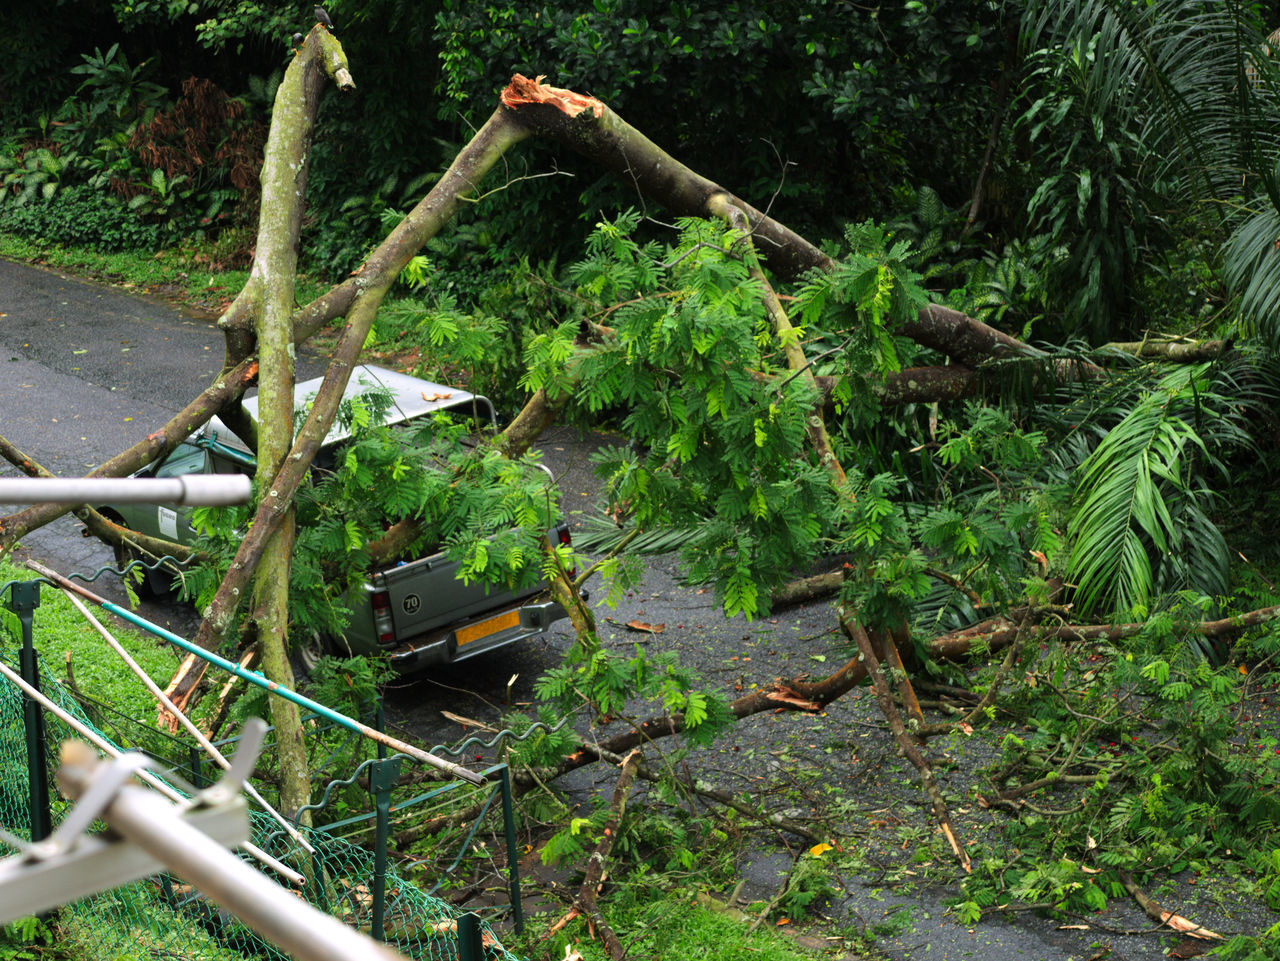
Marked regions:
[0,653,522,961]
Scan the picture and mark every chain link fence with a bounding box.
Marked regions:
[0,649,523,961]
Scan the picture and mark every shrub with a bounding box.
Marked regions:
[125,76,264,225]
[0,184,158,251]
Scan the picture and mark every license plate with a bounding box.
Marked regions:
[456,609,520,647]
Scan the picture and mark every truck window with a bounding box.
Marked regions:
[154,443,209,479]
[209,451,255,476]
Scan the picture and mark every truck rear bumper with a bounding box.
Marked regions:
[385,598,568,672]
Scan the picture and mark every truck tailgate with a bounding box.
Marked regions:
[372,552,541,639]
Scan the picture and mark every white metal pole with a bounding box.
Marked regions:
[0,475,251,506]
[56,744,407,961]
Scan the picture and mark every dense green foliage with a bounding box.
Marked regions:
[0,184,158,251]
[0,916,67,961]
[0,0,1011,273]
[184,393,564,643]
[949,596,1280,939]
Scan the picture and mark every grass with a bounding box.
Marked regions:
[524,892,850,961]
[0,560,188,724]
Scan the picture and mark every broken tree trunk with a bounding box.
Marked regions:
[242,23,353,821]
[496,74,1100,389]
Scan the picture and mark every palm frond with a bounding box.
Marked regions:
[1024,0,1280,201]
[571,515,701,556]
[1026,0,1280,325]
[1224,203,1280,348]
[910,579,982,640]
[1066,366,1229,617]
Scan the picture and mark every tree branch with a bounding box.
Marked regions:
[840,613,970,872]
[963,68,1010,236]
[541,749,642,960]
[499,73,1088,377]
[1101,338,1231,362]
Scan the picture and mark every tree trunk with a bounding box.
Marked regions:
[243,28,339,822]
[1102,338,1231,362]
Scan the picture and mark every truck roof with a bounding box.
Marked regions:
[200,365,496,454]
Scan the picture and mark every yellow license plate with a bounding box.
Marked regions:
[456,609,520,647]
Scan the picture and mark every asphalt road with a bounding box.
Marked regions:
[0,258,1271,961]
[0,260,228,625]
[0,259,328,622]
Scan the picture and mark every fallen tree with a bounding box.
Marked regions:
[127,75,1099,728]
[0,72,1268,915]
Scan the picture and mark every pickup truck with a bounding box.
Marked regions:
[96,365,572,673]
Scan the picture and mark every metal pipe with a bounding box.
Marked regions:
[26,561,485,786]
[59,587,314,855]
[0,658,304,886]
[0,475,252,506]
[56,748,406,961]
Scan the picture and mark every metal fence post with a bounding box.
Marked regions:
[309,847,330,912]
[456,912,482,961]
[498,765,523,932]
[188,746,205,788]
[368,756,400,942]
[9,581,50,842]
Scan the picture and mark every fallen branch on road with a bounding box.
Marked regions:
[1116,868,1223,942]
[540,749,642,961]
[841,613,971,872]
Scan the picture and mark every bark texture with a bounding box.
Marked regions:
[245,29,328,820]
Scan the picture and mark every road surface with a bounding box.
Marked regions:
[0,259,239,624]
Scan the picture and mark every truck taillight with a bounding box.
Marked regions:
[557,526,577,579]
[371,589,394,644]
